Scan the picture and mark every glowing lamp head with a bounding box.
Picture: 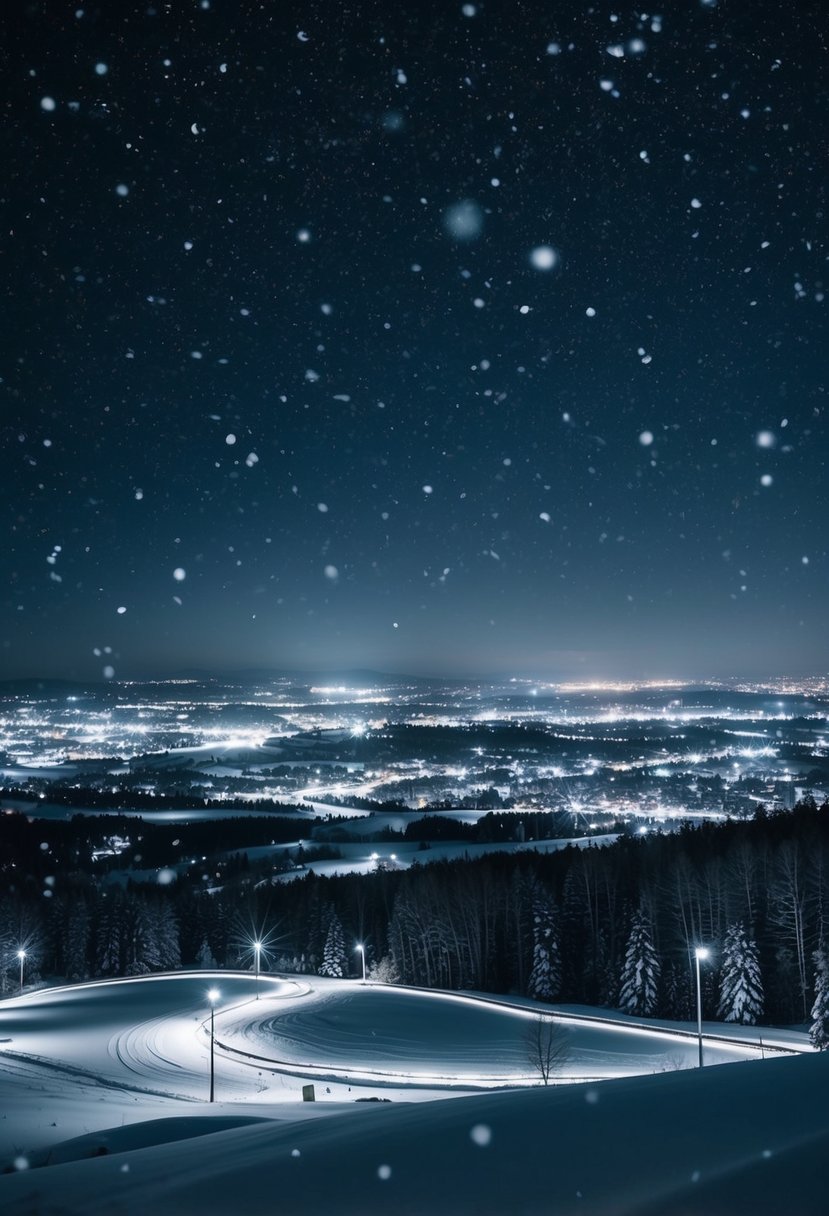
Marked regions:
[355,943,364,953]
[253,940,262,952]
[695,947,709,961]
[208,987,220,1005]
[17,950,26,961]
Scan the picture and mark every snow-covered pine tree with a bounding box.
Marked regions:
[717,922,764,1024]
[810,947,829,1049]
[367,954,400,984]
[124,894,155,975]
[527,888,562,1002]
[154,900,181,970]
[318,911,347,978]
[618,909,660,1016]
[196,937,217,968]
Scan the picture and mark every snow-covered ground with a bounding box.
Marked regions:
[0,973,823,1214]
[266,833,618,882]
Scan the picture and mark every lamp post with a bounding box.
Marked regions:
[694,947,709,1068]
[16,950,26,994]
[253,939,262,1000]
[355,943,366,984]
[207,988,220,1102]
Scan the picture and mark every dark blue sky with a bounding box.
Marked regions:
[3,0,827,681]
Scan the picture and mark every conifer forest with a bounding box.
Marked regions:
[3,799,829,1043]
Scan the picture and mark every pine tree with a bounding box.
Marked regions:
[717,922,764,1024]
[61,898,91,982]
[94,891,123,975]
[196,937,217,968]
[527,888,562,1002]
[0,900,19,994]
[618,909,660,1016]
[660,960,692,1021]
[318,911,347,978]
[367,954,400,984]
[587,928,617,1009]
[153,899,181,970]
[123,895,154,975]
[810,948,829,1050]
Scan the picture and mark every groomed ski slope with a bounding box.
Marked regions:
[0,972,823,1214]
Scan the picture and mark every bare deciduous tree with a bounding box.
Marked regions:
[523,1014,568,1085]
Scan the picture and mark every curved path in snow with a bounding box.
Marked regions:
[0,972,807,1102]
[212,980,799,1089]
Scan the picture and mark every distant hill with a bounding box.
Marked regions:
[172,666,477,688]
[0,677,99,698]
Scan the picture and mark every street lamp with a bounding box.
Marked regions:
[355,943,366,984]
[253,939,262,1000]
[207,988,220,1102]
[694,947,709,1068]
[16,950,25,994]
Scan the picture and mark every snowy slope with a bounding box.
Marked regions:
[0,974,823,1214]
[1,1054,828,1215]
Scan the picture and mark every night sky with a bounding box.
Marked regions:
[3,0,827,682]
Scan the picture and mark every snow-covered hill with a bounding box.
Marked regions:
[0,974,823,1214]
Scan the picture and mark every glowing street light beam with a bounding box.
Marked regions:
[694,947,709,1068]
[16,949,26,994]
[355,942,367,984]
[253,939,262,1000]
[207,987,220,1102]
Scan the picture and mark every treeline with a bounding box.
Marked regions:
[0,784,306,815]
[2,801,829,1036]
[318,810,593,845]
[312,786,511,814]
[0,812,309,875]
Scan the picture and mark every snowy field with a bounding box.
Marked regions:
[0,972,825,1213]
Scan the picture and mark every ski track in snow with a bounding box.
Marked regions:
[1,971,795,1104]
[0,973,820,1216]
